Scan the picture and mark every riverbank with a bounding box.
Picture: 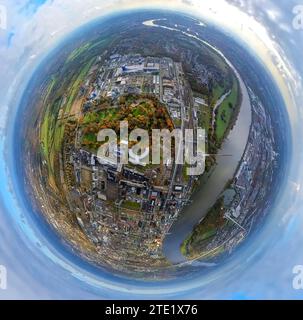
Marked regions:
[161,43,252,263]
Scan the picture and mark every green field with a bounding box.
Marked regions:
[66,43,92,63]
[40,56,96,188]
[40,78,61,175]
[182,164,190,183]
[215,76,239,142]
[83,108,118,124]
[199,103,211,134]
[65,58,95,114]
[122,200,141,211]
[180,198,226,258]
[212,83,226,104]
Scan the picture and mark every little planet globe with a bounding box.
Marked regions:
[17,11,286,279]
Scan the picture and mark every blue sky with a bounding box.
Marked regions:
[21,0,49,13]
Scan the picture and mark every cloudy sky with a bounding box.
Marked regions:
[0,0,303,299]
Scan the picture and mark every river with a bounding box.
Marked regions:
[142,19,252,264]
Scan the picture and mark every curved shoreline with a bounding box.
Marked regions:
[164,69,251,264]
[142,20,253,264]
